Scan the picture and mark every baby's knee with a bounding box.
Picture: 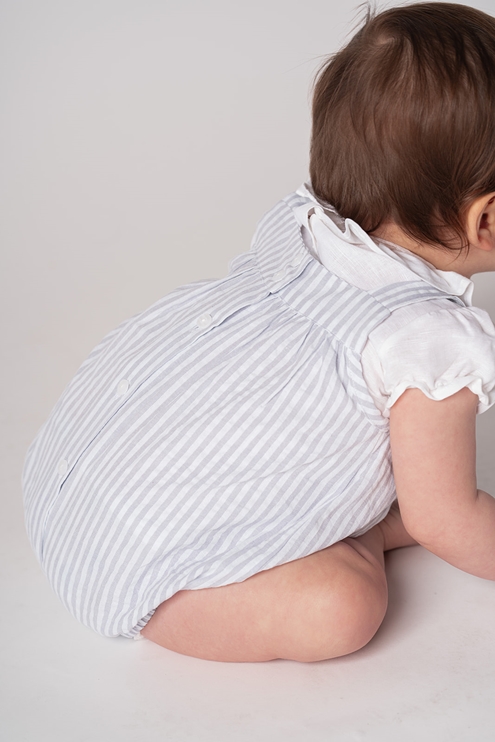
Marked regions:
[285,550,388,662]
[336,564,388,656]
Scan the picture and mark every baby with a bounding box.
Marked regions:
[23,1,495,662]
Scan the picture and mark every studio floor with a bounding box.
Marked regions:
[3,406,495,741]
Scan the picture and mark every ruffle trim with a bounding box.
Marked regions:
[384,375,495,417]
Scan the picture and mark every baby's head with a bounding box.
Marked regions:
[310,2,495,257]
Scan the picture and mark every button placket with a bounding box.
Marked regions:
[288,258,303,270]
[57,459,68,476]
[116,378,130,396]
[272,268,287,283]
[196,313,213,330]
[271,256,305,290]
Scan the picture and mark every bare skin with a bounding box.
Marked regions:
[372,192,495,278]
[141,503,416,662]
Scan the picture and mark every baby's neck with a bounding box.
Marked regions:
[372,222,479,278]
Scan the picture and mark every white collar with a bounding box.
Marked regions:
[373,238,473,306]
[295,182,474,307]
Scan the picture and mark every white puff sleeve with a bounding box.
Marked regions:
[362,306,495,417]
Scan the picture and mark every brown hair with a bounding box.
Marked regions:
[310,2,495,254]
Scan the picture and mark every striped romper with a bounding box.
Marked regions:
[22,189,466,638]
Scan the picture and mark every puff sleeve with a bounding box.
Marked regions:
[362,306,495,418]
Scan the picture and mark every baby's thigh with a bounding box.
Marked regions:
[141,540,387,662]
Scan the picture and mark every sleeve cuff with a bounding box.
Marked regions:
[385,375,495,416]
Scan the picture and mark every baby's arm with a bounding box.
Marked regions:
[390,386,495,579]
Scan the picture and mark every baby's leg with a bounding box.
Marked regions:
[141,506,415,662]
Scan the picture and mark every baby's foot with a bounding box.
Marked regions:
[378,501,418,551]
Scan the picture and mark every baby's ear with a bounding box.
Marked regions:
[466,193,495,251]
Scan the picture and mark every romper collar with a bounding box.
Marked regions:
[295,183,474,307]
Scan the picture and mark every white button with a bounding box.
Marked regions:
[314,206,325,219]
[272,268,287,282]
[57,459,68,475]
[116,379,130,396]
[196,313,213,329]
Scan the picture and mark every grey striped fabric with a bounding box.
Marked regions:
[22,191,465,638]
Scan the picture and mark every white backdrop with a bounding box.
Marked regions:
[2,0,495,434]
